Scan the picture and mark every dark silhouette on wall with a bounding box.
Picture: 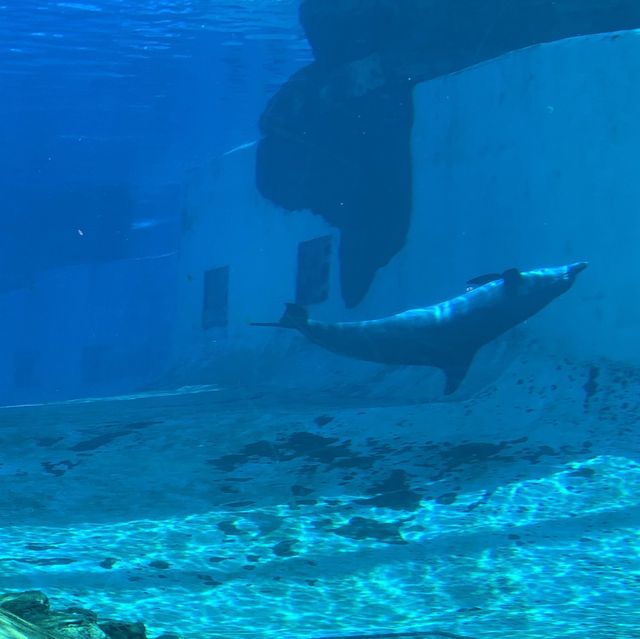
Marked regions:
[256,0,640,307]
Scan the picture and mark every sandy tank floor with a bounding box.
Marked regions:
[0,347,638,639]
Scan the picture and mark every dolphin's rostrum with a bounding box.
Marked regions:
[252,262,588,394]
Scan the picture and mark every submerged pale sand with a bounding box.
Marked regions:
[0,348,638,639]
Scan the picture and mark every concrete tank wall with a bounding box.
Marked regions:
[174,30,640,390]
[366,29,640,363]
[0,255,178,405]
[175,148,340,351]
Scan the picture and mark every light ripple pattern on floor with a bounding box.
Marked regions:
[0,355,639,638]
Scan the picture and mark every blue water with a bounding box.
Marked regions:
[1,0,307,229]
[1,2,640,639]
[0,0,309,405]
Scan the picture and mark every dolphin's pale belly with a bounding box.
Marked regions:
[303,312,497,366]
[302,288,550,367]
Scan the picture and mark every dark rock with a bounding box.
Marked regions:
[272,539,299,557]
[63,607,99,623]
[355,489,421,511]
[583,364,600,409]
[0,609,52,639]
[0,589,177,639]
[291,484,314,496]
[333,516,407,544]
[41,608,103,637]
[441,442,505,469]
[569,467,596,479]
[206,453,248,471]
[436,492,458,505]
[0,590,50,621]
[100,620,147,639]
[196,574,223,586]
[18,557,76,566]
[24,543,57,551]
[99,557,118,569]
[356,469,422,510]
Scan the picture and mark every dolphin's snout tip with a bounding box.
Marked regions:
[570,261,588,276]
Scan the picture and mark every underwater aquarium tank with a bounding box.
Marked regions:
[1,1,640,638]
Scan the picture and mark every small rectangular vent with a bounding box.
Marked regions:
[202,266,229,329]
[295,235,332,306]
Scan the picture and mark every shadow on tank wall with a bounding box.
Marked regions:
[256,0,640,307]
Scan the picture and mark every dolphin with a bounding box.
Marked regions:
[252,262,588,394]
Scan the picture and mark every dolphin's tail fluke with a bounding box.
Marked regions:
[251,303,309,330]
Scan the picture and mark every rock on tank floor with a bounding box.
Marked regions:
[0,350,638,639]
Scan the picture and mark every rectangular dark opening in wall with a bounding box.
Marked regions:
[14,351,36,388]
[296,235,332,306]
[202,265,229,329]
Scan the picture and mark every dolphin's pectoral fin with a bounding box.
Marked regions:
[441,351,476,395]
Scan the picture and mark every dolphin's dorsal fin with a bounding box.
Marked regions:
[467,272,502,287]
[502,268,523,294]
